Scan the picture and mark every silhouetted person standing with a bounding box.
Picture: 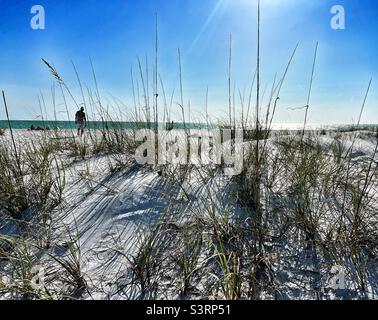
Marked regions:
[75,107,86,137]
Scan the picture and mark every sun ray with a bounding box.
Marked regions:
[185,0,226,59]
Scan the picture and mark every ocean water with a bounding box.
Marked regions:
[0,120,206,130]
[0,120,377,131]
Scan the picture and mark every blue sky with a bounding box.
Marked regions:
[0,0,377,124]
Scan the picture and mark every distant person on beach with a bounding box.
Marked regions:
[75,107,86,137]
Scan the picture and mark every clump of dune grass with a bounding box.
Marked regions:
[0,139,65,220]
[122,224,171,299]
[0,224,87,300]
[0,235,47,299]
[47,226,87,299]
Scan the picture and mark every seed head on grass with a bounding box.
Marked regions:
[42,58,63,83]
